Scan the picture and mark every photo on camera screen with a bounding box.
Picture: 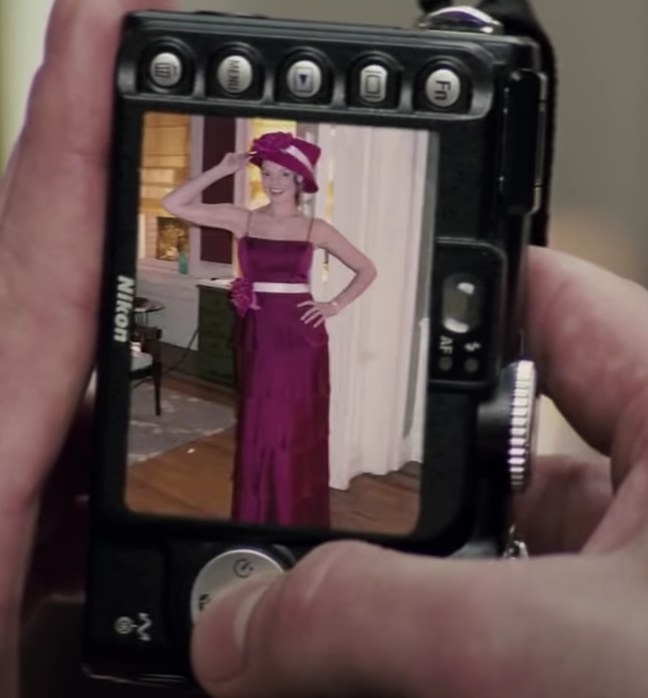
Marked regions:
[124,111,439,536]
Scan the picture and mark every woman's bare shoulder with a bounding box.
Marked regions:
[311,218,345,245]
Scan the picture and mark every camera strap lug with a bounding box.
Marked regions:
[503,525,529,559]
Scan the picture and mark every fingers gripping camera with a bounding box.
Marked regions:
[84,2,553,687]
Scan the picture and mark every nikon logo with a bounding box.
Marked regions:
[113,275,135,343]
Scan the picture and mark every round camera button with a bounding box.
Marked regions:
[216,55,255,95]
[190,549,284,622]
[359,64,389,104]
[286,59,323,99]
[149,51,184,88]
[425,67,462,108]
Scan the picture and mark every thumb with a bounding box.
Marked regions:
[189,541,556,698]
[189,541,483,697]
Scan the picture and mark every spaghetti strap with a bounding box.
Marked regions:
[244,210,253,237]
[306,216,315,242]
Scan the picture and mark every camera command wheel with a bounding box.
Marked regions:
[479,359,537,496]
[417,3,506,35]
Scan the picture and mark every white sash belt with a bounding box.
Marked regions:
[253,282,310,294]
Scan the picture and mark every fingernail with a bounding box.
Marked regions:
[191,575,277,686]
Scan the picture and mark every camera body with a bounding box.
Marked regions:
[84,6,551,687]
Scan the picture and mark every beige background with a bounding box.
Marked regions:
[1,0,646,459]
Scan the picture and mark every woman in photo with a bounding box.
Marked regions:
[163,130,377,528]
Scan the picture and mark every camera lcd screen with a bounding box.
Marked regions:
[124,111,439,536]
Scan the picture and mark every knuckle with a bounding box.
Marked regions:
[260,544,514,695]
[251,542,521,696]
[263,541,376,656]
[399,572,507,695]
[441,571,534,696]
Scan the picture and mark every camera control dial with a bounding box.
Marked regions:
[507,360,537,493]
[417,6,504,35]
[477,359,537,493]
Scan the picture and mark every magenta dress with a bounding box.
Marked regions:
[230,228,330,528]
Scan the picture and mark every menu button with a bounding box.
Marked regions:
[217,55,254,95]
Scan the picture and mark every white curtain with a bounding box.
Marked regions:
[311,125,430,490]
[399,317,429,469]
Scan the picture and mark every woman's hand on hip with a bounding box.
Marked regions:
[298,300,339,327]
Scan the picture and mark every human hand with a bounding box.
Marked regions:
[0,0,170,696]
[191,246,648,697]
[298,299,339,327]
[220,152,251,175]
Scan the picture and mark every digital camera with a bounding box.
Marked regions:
[84,1,555,687]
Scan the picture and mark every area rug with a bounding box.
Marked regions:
[128,383,236,465]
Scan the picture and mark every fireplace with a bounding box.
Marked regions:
[138,112,191,267]
[141,216,189,262]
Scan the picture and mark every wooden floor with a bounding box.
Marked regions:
[126,375,421,535]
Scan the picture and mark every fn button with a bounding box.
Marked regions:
[425,68,462,108]
[419,63,471,113]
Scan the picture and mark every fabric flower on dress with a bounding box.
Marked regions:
[229,277,260,317]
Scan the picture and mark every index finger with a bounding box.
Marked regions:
[525,246,648,480]
[0,0,170,507]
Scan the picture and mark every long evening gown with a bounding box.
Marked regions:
[230,219,330,528]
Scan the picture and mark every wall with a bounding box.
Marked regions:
[521,0,648,458]
[135,271,199,348]
[0,0,52,164]
[2,0,648,459]
[532,0,648,283]
[4,0,647,273]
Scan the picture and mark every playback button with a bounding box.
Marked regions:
[278,53,332,104]
[190,549,285,622]
[286,59,322,99]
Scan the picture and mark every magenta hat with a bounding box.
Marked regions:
[249,131,321,193]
